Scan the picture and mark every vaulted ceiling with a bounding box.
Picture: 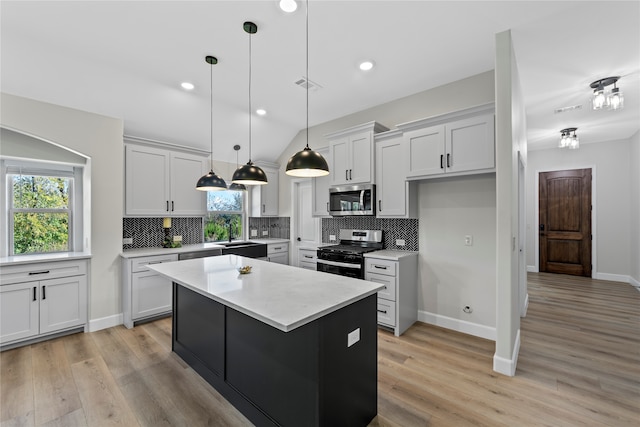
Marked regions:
[2,1,638,163]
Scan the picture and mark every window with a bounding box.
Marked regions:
[204,189,245,242]
[8,168,74,255]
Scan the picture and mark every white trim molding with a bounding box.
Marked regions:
[595,272,634,284]
[521,293,529,318]
[527,265,538,273]
[630,276,640,288]
[418,310,496,341]
[88,313,123,332]
[493,329,520,377]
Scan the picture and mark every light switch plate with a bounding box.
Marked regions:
[251,229,258,237]
[347,328,360,347]
[173,235,182,242]
[465,235,473,246]
[262,230,269,236]
[396,239,406,246]
[329,234,336,242]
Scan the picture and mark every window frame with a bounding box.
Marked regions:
[204,186,247,243]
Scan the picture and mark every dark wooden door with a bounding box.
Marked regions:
[539,168,592,277]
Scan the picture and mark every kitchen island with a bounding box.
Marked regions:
[148,255,383,427]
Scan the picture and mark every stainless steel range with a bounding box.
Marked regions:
[317,229,383,279]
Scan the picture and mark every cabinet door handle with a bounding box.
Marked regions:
[166,201,169,212]
[349,169,352,180]
[440,154,444,169]
[326,202,329,212]
[345,169,349,181]
[447,153,451,168]
[42,285,46,300]
[378,200,382,211]
[33,286,37,301]
[262,204,266,213]
[374,265,388,270]
[171,201,175,211]
[28,270,50,276]
[377,309,387,314]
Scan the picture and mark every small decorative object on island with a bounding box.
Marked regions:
[238,265,252,274]
[285,0,330,178]
[196,55,227,191]
[232,21,268,186]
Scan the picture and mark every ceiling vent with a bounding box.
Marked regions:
[554,104,583,114]
[295,77,322,92]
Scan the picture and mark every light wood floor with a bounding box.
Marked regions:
[1,272,639,426]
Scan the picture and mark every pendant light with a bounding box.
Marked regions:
[229,145,247,191]
[196,55,227,191]
[285,0,330,178]
[232,22,268,186]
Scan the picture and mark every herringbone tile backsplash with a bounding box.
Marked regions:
[122,217,203,249]
[321,217,418,251]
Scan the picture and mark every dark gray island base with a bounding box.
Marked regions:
[172,282,378,427]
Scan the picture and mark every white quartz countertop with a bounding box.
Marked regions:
[148,254,383,332]
[0,251,92,267]
[364,250,419,260]
[250,238,290,245]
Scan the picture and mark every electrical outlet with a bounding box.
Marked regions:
[251,229,257,237]
[347,328,360,347]
[262,230,269,236]
[329,234,336,242]
[465,235,473,246]
[122,237,133,245]
[173,235,182,242]
[396,239,406,246]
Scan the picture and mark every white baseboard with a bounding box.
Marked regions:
[521,293,529,317]
[417,310,496,341]
[630,276,640,288]
[493,329,520,377]
[526,265,538,273]
[88,313,123,332]
[595,272,632,283]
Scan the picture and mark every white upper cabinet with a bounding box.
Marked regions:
[398,104,495,180]
[125,141,207,216]
[325,121,389,186]
[374,130,417,218]
[312,147,331,217]
[251,161,279,217]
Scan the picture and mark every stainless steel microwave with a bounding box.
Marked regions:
[328,184,375,216]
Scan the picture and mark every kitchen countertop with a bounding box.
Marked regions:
[148,254,383,332]
[0,251,92,267]
[364,250,419,260]
[121,243,226,258]
[249,238,290,245]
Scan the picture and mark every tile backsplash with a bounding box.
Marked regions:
[321,217,419,251]
[122,217,203,249]
[248,217,290,239]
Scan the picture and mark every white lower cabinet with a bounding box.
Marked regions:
[0,259,88,346]
[122,254,178,328]
[298,248,318,270]
[266,243,289,265]
[365,253,417,336]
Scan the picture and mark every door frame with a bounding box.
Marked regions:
[534,165,596,278]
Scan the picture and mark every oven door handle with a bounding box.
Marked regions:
[317,259,362,269]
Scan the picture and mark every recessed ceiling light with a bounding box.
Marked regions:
[279,0,297,13]
[359,61,375,71]
[181,82,194,90]
[256,108,267,116]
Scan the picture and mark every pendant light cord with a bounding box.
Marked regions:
[210,60,214,170]
[248,29,253,163]
[305,0,310,150]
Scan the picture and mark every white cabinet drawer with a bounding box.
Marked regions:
[377,299,396,327]
[267,243,289,255]
[131,254,178,273]
[298,249,317,262]
[366,272,396,301]
[299,261,317,271]
[1,260,87,286]
[365,258,396,276]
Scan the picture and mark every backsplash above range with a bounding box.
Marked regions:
[123,217,203,249]
[322,217,419,251]
[248,217,290,240]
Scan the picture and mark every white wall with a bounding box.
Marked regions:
[1,93,124,327]
[527,138,633,282]
[631,130,640,286]
[1,128,87,164]
[418,174,496,335]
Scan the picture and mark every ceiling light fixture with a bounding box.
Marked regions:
[181,82,195,90]
[279,0,297,13]
[590,76,623,110]
[196,56,227,191]
[559,127,579,150]
[229,145,247,191]
[359,60,375,71]
[285,0,330,178]
[232,22,268,186]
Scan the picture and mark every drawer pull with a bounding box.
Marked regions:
[273,247,282,250]
[28,270,50,275]
[147,261,162,265]
[374,265,388,270]
[304,255,313,259]
[377,309,387,314]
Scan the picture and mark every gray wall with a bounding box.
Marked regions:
[1,93,124,327]
[277,71,498,339]
[526,138,634,282]
[1,128,87,164]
